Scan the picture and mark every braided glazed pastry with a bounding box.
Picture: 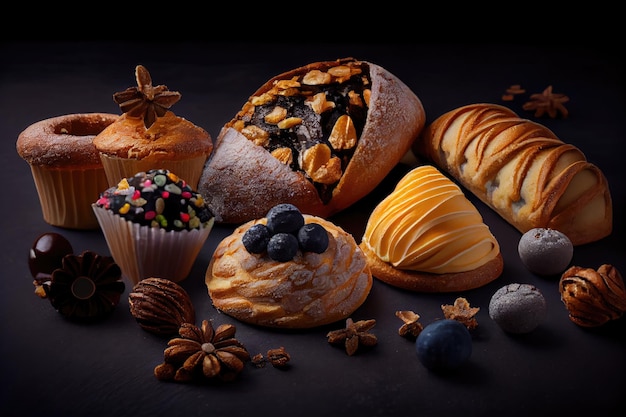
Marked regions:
[415,103,612,246]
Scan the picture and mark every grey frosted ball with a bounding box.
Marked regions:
[489,283,547,334]
[518,228,573,276]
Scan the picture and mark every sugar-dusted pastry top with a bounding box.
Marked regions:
[206,215,373,329]
[94,168,214,231]
[361,165,500,274]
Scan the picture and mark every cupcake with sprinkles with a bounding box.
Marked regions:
[92,168,215,285]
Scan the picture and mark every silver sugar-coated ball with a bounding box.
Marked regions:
[518,228,573,276]
[489,283,547,334]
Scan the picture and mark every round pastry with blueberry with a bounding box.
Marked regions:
[206,203,372,328]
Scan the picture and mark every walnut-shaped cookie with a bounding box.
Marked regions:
[560,264,626,327]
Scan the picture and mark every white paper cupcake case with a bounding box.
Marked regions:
[92,205,214,285]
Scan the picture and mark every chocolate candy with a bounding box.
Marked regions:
[28,232,73,279]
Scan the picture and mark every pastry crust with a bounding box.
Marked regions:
[415,103,612,246]
[93,112,212,161]
[206,215,373,329]
[17,113,118,167]
[360,243,503,293]
[359,164,503,292]
[198,58,426,224]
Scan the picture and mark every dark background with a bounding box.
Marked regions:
[1,41,624,417]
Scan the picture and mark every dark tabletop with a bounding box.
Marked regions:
[1,41,624,417]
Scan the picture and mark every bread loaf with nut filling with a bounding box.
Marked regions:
[198,58,425,224]
[414,103,612,246]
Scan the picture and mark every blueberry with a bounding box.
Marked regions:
[242,224,271,254]
[415,319,472,371]
[28,232,74,279]
[267,233,299,262]
[266,204,305,235]
[298,223,329,253]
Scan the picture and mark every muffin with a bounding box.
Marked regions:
[360,165,503,292]
[16,113,118,229]
[206,204,373,329]
[92,168,215,285]
[93,65,213,189]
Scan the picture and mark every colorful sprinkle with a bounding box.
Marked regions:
[194,196,205,207]
[154,174,167,187]
[119,203,131,215]
[165,183,182,194]
[155,214,167,228]
[94,169,213,231]
[117,178,130,190]
[155,198,165,214]
[167,172,180,183]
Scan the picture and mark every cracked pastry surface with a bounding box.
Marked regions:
[206,215,372,329]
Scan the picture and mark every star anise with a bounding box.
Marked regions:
[395,310,424,339]
[522,85,569,118]
[42,250,125,322]
[113,65,182,128]
[154,320,251,383]
[441,297,480,330]
[327,318,377,356]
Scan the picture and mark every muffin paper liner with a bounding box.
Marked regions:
[29,165,109,229]
[99,153,208,190]
[92,205,214,285]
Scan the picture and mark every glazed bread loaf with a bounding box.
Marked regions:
[206,215,372,328]
[198,57,425,224]
[415,103,612,246]
[360,165,503,292]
